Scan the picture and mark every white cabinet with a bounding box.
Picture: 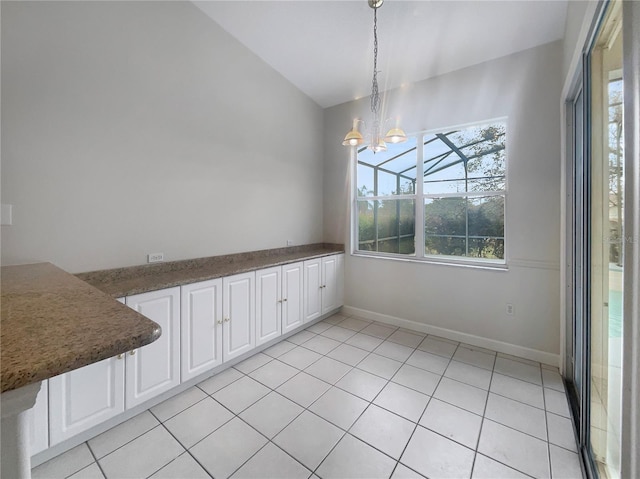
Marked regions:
[255,262,304,343]
[304,254,344,322]
[321,255,338,315]
[49,356,125,445]
[303,259,322,322]
[181,279,223,382]
[41,252,343,455]
[125,287,180,409]
[255,267,281,346]
[223,272,255,361]
[281,262,304,334]
[336,253,345,308]
[30,380,49,454]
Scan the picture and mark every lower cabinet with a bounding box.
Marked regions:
[180,279,223,382]
[43,254,342,454]
[255,261,304,344]
[303,254,344,322]
[222,272,255,361]
[49,356,125,445]
[321,255,338,315]
[303,258,322,322]
[282,262,304,334]
[125,287,180,409]
[48,287,180,444]
[255,267,282,346]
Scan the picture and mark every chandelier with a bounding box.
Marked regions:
[342,0,407,153]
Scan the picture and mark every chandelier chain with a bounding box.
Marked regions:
[342,0,407,151]
[370,5,380,117]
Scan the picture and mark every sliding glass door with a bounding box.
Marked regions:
[567,1,624,478]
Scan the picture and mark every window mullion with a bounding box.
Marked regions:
[374,166,379,251]
[415,134,425,258]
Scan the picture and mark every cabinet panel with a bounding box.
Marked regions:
[181,279,223,382]
[282,262,304,333]
[125,287,180,409]
[256,268,281,346]
[321,255,338,315]
[303,259,322,323]
[336,253,345,307]
[223,272,255,361]
[49,357,125,445]
[30,380,48,455]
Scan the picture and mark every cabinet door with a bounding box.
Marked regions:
[321,255,338,315]
[335,254,345,307]
[125,287,180,409]
[222,272,255,361]
[49,357,125,445]
[303,258,322,323]
[181,279,223,382]
[30,380,48,455]
[255,267,281,346]
[282,262,304,334]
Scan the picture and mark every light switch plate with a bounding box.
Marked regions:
[1,204,13,226]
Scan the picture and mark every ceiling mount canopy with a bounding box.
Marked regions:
[342,0,407,153]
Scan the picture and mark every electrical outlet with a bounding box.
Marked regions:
[287,240,293,246]
[506,303,514,315]
[147,253,164,263]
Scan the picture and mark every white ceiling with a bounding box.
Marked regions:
[194,1,568,108]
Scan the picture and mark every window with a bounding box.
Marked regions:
[354,120,506,265]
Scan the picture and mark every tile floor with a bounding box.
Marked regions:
[32,313,584,479]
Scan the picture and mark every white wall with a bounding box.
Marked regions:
[1,1,324,273]
[324,41,563,359]
[562,1,599,92]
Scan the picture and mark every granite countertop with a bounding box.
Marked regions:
[1,263,161,393]
[77,243,344,298]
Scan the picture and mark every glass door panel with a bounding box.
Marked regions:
[589,1,623,477]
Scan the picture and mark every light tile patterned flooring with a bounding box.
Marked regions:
[33,313,584,479]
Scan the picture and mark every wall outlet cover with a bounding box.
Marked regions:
[147,253,164,263]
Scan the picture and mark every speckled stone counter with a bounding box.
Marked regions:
[1,263,161,393]
[77,243,344,298]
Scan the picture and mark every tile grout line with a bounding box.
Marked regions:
[142,427,202,479]
[268,316,401,476]
[543,364,554,479]
[186,316,372,478]
[80,441,108,479]
[81,414,163,472]
[469,347,497,478]
[388,334,462,478]
[147,394,235,478]
[308,319,399,477]
[475,359,551,479]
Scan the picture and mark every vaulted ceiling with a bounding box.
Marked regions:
[195,1,568,108]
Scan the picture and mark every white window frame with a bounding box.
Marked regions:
[350,118,509,269]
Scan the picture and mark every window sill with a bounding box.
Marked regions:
[351,251,509,271]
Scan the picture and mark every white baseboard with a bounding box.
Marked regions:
[342,305,560,367]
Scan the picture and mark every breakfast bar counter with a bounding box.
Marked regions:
[1,262,161,394]
[1,262,161,478]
